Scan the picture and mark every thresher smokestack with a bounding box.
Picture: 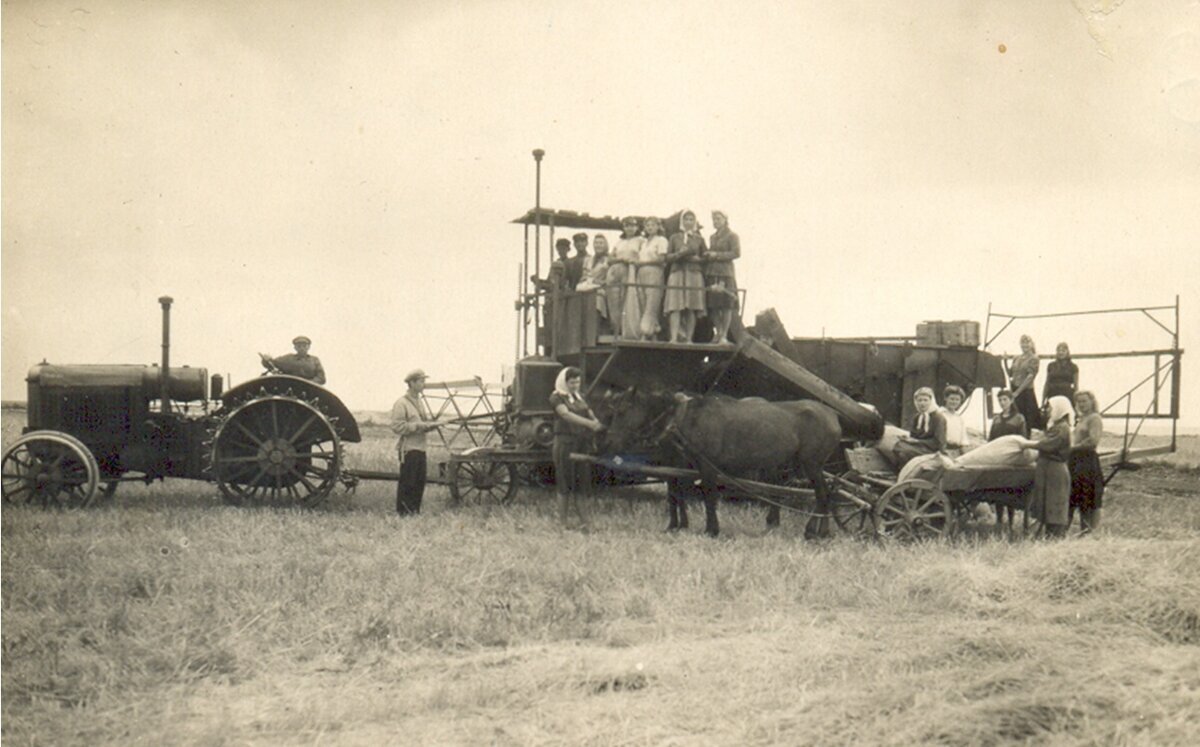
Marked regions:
[159,296,173,414]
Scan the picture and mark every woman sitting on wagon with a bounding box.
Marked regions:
[664,209,707,343]
[939,385,969,457]
[892,387,947,467]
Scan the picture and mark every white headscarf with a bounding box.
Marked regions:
[1045,395,1075,431]
[554,368,582,403]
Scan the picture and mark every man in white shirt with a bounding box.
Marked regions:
[390,369,440,515]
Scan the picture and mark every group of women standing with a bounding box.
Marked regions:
[998,335,1103,537]
[578,209,741,344]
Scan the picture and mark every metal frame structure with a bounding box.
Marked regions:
[983,296,1183,476]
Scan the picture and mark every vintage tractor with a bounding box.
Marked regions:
[2,297,360,508]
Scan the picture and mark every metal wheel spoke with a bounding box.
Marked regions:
[235,422,266,447]
[284,464,319,493]
[287,414,319,444]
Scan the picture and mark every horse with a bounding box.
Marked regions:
[601,388,842,538]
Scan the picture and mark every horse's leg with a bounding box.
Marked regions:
[703,485,720,537]
[803,463,832,540]
[666,479,680,531]
[764,470,781,528]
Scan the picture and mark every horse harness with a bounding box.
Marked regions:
[654,399,832,521]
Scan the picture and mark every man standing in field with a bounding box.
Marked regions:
[259,335,327,385]
[391,369,440,515]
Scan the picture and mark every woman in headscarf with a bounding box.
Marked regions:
[705,210,741,343]
[1007,334,1042,430]
[1018,395,1074,538]
[892,387,947,467]
[1043,342,1079,405]
[635,215,669,340]
[549,367,604,530]
[1068,390,1104,534]
[611,216,644,340]
[663,209,707,343]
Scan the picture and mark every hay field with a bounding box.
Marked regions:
[3,410,1199,746]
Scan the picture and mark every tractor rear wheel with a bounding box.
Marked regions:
[211,396,341,507]
[1,431,99,508]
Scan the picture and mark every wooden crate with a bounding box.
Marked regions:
[916,320,980,347]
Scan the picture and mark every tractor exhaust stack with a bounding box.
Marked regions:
[159,295,173,414]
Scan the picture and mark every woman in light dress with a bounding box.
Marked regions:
[609,217,643,339]
[634,216,669,340]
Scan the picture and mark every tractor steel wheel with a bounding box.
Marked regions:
[449,460,518,505]
[211,396,340,507]
[873,479,954,541]
[2,431,99,508]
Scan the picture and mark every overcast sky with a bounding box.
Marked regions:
[3,0,1198,425]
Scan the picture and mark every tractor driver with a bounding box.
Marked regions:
[260,336,327,385]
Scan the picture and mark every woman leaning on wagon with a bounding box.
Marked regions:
[892,387,947,467]
[635,216,669,340]
[1068,390,1105,534]
[705,210,740,344]
[1017,396,1074,538]
[611,217,644,340]
[1043,342,1079,404]
[988,389,1028,534]
[1007,334,1042,430]
[664,209,708,343]
[550,367,605,530]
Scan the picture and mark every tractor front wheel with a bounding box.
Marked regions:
[1,431,99,508]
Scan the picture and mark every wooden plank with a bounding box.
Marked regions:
[570,453,818,501]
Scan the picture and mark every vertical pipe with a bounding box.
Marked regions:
[1172,294,1180,453]
[522,223,530,357]
[532,149,544,354]
[158,296,173,414]
[515,263,522,366]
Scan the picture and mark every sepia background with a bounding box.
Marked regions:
[3,0,1198,424]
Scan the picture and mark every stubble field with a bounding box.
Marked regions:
[3,409,1199,746]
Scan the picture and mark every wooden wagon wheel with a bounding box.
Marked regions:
[873,479,954,541]
[830,485,878,538]
[1,431,99,508]
[211,395,341,507]
[449,459,519,505]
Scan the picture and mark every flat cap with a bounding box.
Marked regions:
[293,335,311,345]
[405,368,429,383]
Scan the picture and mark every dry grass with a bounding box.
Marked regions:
[3,410,1200,745]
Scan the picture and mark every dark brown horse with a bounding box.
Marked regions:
[602,389,842,538]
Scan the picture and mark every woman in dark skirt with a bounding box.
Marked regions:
[1068,390,1105,534]
[705,210,740,344]
[1043,342,1080,404]
[549,367,605,530]
[1007,334,1042,430]
[1018,396,1074,538]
